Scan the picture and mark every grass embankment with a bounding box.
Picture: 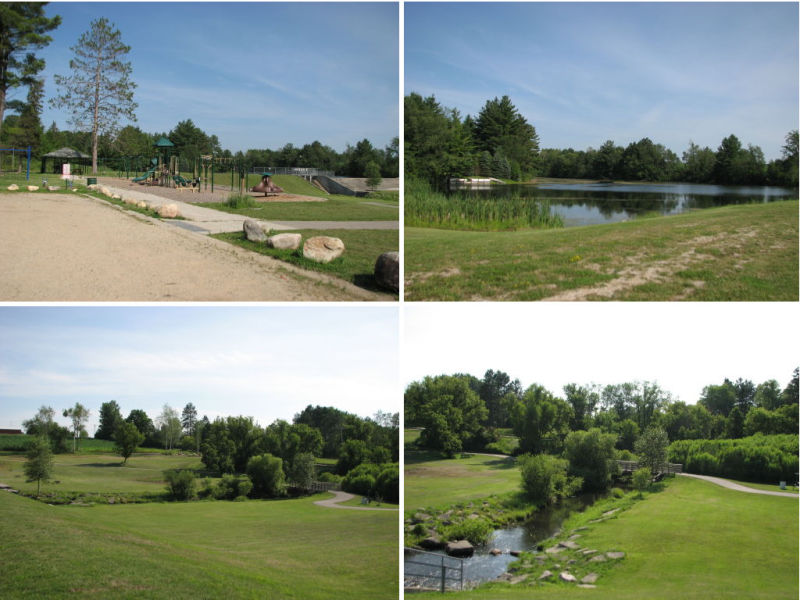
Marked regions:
[405,178,563,231]
[0,453,203,502]
[405,451,520,513]
[0,490,397,599]
[212,228,398,294]
[405,200,799,300]
[200,175,398,222]
[409,476,798,599]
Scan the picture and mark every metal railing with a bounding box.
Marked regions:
[404,548,463,593]
[249,166,335,177]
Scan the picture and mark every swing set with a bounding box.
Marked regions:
[0,146,32,180]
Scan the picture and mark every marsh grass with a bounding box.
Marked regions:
[405,178,564,231]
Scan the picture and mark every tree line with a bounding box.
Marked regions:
[21,401,399,502]
[405,91,799,188]
[1,6,397,177]
[405,367,798,458]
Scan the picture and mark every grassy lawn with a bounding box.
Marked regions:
[201,196,398,221]
[405,451,519,513]
[212,229,398,294]
[725,478,799,494]
[199,176,398,221]
[409,476,797,599]
[405,200,799,300]
[0,452,203,497]
[405,429,422,447]
[0,490,397,599]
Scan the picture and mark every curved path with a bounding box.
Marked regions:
[679,473,798,497]
[313,490,398,511]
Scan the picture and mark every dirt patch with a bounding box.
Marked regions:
[542,228,758,301]
[0,192,383,301]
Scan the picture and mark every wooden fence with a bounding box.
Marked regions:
[617,460,683,474]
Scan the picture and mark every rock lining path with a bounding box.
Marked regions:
[679,473,798,497]
[313,490,398,511]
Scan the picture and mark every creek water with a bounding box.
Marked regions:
[447,181,797,227]
[405,493,603,588]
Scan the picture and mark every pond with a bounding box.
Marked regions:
[447,181,797,227]
[405,493,604,589]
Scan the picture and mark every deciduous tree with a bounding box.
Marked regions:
[114,421,144,464]
[24,435,53,496]
[62,402,89,453]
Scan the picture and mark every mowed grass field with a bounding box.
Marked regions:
[200,175,399,221]
[408,476,798,600]
[405,200,799,301]
[0,452,202,495]
[405,450,520,513]
[0,491,397,599]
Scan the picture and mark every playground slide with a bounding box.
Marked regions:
[132,168,156,183]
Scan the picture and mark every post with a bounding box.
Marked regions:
[26,146,31,180]
[440,557,446,593]
[211,153,214,193]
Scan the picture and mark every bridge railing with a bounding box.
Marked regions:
[249,166,336,177]
[617,460,683,474]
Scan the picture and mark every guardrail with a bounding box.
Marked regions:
[249,166,336,178]
[617,460,683,474]
[404,548,463,592]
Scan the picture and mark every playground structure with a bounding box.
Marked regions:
[0,146,32,180]
[251,173,284,196]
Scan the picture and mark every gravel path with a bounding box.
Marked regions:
[0,192,386,301]
[679,473,798,497]
[313,490,398,511]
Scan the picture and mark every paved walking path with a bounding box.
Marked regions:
[313,490,398,511]
[679,473,798,497]
[99,183,398,234]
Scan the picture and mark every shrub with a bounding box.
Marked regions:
[442,518,493,545]
[346,473,376,497]
[226,194,257,209]
[214,474,253,500]
[164,469,196,501]
[518,453,580,505]
[318,472,343,484]
[611,487,625,498]
[179,435,195,452]
[246,453,286,498]
[632,467,652,496]
[376,466,399,503]
[687,452,718,475]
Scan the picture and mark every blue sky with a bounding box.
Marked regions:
[405,2,799,161]
[0,307,399,434]
[32,2,398,152]
[405,303,798,406]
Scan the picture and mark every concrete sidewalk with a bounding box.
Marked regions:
[99,184,398,234]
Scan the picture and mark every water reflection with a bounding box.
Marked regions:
[446,182,797,227]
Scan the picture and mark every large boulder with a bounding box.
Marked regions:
[267,233,302,250]
[7,184,18,191]
[99,186,112,197]
[243,219,267,242]
[559,572,577,583]
[445,540,474,558]
[26,185,39,192]
[419,536,445,550]
[156,203,179,218]
[303,236,345,263]
[374,251,399,292]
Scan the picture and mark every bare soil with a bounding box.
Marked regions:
[0,192,385,301]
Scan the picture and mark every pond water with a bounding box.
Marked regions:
[405,493,603,589]
[447,181,797,227]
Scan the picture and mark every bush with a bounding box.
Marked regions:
[246,453,286,498]
[318,472,343,484]
[164,469,196,500]
[519,453,580,505]
[611,487,625,498]
[442,518,493,545]
[632,467,651,496]
[179,435,195,452]
[376,466,399,503]
[346,473,376,497]
[669,434,798,483]
[213,474,253,500]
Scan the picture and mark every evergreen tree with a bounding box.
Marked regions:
[473,95,539,177]
[95,400,123,440]
[0,2,61,139]
[51,17,137,174]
